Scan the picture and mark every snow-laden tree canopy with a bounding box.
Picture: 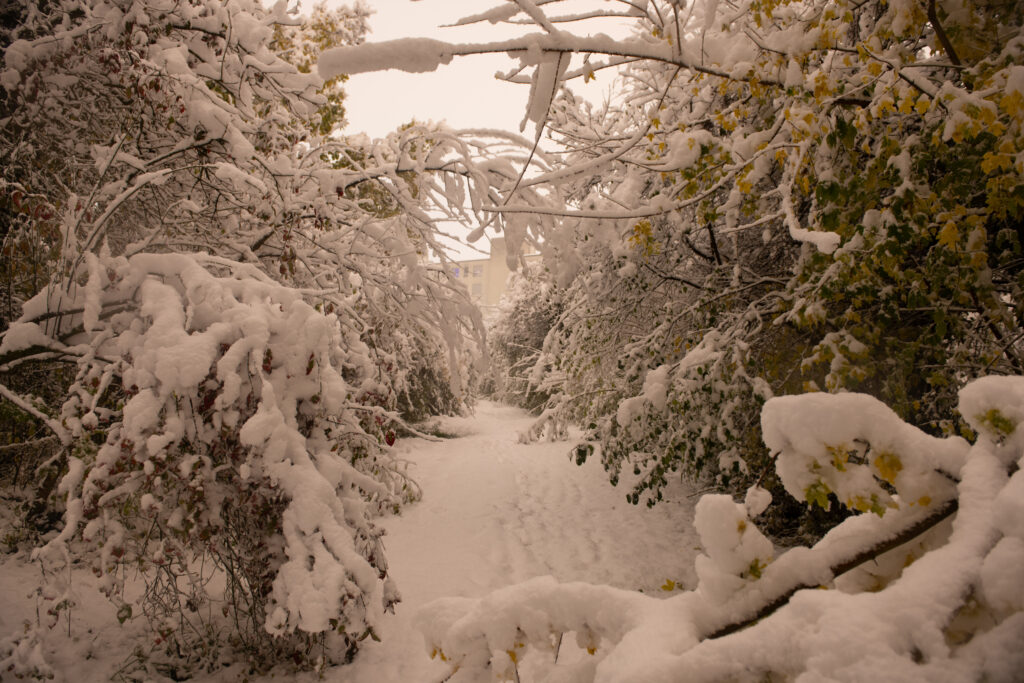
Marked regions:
[0,0,555,673]
[316,0,1024,679]
[322,0,1024,522]
[1,0,1021,676]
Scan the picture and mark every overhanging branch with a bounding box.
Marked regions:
[706,496,959,640]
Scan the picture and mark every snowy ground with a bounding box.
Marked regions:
[335,401,700,683]
[0,400,699,682]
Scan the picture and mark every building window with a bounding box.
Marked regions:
[451,266,460,278]
[472,283,482,297]
[472,264,483,277]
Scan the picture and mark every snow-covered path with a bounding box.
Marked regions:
[333,401,699,683]
[0,401,698,683]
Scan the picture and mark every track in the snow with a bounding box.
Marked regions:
[332,401,699,683]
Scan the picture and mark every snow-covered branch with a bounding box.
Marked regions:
[419,377,1024,682]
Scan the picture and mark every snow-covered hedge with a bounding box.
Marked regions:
[1,252,416,671]
[416,376,1024,682]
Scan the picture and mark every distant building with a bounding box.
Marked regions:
[449,238,541,319]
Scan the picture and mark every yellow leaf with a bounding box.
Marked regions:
[873,450,903,484]
[977,408,1017,437]
[937,222,959,249]
[1001,91,1024,117]
[980,152,1011,175]
[661,579,676,591]
[848,495,869,513]
[826,444,849,471]
[746,558,767,579]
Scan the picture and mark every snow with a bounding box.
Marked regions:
[1005,65,1024,98]
[319,33,673,83]
[3,0,1023,675]
[762,391,967,512]
[959,375,1024,447]
[318,38,456,76]
[992,467,1024,537]
[692,495,774,603]
[521,50,570,130]
[0,401,699,681]
[212,161,267,193]
[405,378,1024,683]
[0,322,58,355]
[657,130,713,171]
[339,402,699,682]
[743,485,772,517]
[981,536,1024,613]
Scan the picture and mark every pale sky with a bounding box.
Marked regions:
[342,2,524,137]
[334,0,630,139]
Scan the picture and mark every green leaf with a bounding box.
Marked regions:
[804,481,831,509]
[977,408,1016,438]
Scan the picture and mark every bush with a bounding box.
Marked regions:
[3,253,410,673]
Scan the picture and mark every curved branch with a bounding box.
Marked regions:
[319,33,775,87]
[0,381,68,441]
[706,496,959,640]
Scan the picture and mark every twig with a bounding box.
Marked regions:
[0,381,68,441]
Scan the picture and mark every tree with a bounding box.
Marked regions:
[485,271,564,414]
[320,0,1024,539]
[313,3,1024,676]
[0,0,517,673]
[3,253,410,673]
